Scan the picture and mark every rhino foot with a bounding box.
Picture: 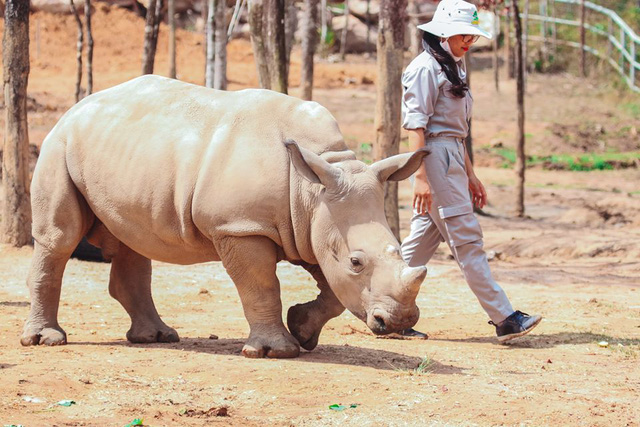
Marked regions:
[287,302,322,351]
[126,324,180,343]
[242,326,300,358]
[21,326,67,346]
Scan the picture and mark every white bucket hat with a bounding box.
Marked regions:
[418,0,492,40]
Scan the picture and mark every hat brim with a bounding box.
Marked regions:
[418,22,492,40]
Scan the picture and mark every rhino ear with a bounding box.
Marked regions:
[284,139,342,188]
[369,148,431,182]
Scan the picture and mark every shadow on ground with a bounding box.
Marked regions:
[72,338,465,373]
[432,332,640,348]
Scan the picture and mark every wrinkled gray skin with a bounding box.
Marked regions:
[22,76,429,358]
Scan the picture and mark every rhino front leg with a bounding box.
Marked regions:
[217,236,300,358]
[21,243,71,346]
[108,243,179,343]
[287,264,345,351]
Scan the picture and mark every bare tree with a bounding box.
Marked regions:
[168,0,176,78]
[142,0,163,74]
[506,0,514,78]
[2,0,32,246]
[70,0,84,102]
[300,0,319,100]
[408,0,421,59]
[374,0,406,240]
[85,0,93,95]
[284,0,297,78]
[205,0,215,87]
[267,0,287,93]
[512,0,526,217]
[213,0,228,90]
[248,0,271,88]
[523,0,529,87]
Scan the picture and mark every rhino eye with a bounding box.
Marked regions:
[349,252,366,273]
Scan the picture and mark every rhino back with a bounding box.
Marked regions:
[54,75,346,263]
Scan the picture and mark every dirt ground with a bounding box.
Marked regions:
[1,6,640,426]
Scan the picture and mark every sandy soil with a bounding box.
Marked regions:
[1,6,640,426]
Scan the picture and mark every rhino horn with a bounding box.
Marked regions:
[284,139,343,189]
[370,148,431,183]
[401,265,427,294]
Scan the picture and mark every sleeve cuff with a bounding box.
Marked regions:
[402,112,428,130]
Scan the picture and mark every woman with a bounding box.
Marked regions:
[399,0,541,342]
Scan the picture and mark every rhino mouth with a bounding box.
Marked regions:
[366,307,419,335]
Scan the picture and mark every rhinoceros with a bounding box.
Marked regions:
[22,75,429,358]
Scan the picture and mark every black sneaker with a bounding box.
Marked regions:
[384,328,429,340]
[489,311,542,343]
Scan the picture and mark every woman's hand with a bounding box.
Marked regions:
[413,176,432,215]
[468,174,487,209]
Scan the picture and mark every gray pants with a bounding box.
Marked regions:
[401,138,514,323]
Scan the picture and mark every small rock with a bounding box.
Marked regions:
[598,341,609,348]
[199,288,209,294]
[209,334,219,340]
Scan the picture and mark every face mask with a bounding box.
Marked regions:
[440,39,463,62]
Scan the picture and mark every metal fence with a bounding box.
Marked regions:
[523,0,640,92]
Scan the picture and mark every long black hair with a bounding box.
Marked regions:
[422,31,468,98]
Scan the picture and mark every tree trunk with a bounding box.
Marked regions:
[168,0,176,78]
[339,0,349,60]
[214,0,228,90]
[70,0,84,102]
[408,0,421,59]
[374,0,406,240]
[2,0,32,246]
[523,0,529,87]
[513,0,526,217]
[267,0,287,93]
[150,0,163,62]
[284,0,297,78]
[142,0,158,74]
[300,0,318,100]
[85,0,93,95]
[248,0,271,88]
[205,0,215,87]
[506,0,514,78]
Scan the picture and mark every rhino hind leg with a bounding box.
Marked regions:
[217,236,300,358]
[108,243,179,343]
[287,264,345,351]
[22,137,89,346]
[21,243,75,346]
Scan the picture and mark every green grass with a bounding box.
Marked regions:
[386,355,435,375]
[489,146,640,172]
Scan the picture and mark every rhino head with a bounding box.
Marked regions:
[285,141,430,335]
